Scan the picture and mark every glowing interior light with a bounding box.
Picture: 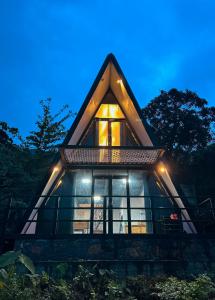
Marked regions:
[111,122,120,146]
[96,104,124,119]
[117,79,123,84]
[98,121,108,146]
[122,178,127,184]
[82,178,91,184]
[94,196,102,201]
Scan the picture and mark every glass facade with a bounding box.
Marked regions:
[36,169,175,235]
[35,93,176,235]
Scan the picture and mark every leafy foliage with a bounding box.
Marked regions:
[0,144,55,203]
[154,275,215,300]
[0,251,35,274]
[0,255,215,300]
[142,89,215,158]
[0,251,21,268]
[0,122,19,145]
[126,275,158,299]
[26,98,74,151]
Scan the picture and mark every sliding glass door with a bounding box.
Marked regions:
[92,176,129,234]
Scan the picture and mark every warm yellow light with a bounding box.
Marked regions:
[117,79,123,84]
[56,179,62,189]
[96,104,124,119]
[53,167,59,173]
[159,166,166,173]
[98,121,108,146]
[111,122,120,146]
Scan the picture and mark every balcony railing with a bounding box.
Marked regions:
[60,146,164,166]
[0,195,215,238]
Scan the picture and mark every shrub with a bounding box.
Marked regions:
[126,275,159,299]
[154,274,215,300]
[1,251,215,300]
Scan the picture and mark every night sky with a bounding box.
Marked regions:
[1,0,215,137]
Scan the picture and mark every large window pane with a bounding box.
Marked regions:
[111,122,120,146]
[98,121,108,146]
[112,178,127,196]
[94,178,108,196]
[73,170,92,196]
[129,171,153,234]
[129,171,145,196]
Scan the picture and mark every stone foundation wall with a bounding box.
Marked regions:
[15,236,215,277]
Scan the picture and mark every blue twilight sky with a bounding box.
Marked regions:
[0,0,215,137]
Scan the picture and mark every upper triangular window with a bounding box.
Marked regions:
[95,104,125,119]
[80,90,139,147]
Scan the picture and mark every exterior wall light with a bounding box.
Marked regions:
[53,167,59,173]
[159,166,166,173]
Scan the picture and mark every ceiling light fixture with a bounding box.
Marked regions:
[82,178,91,184]
[117,79,123,84]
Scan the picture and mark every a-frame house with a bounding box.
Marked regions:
[21,53,196,237]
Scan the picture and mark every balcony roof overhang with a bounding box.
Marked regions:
[60,146,164,168]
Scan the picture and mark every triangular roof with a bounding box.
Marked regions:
[63,53,156,147]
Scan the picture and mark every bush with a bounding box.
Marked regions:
[126,275,159,299]
[0,251,215,300]
[154,274,215,300]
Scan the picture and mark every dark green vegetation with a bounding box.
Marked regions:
[0,251,215,300]
[143,89,215,198]
[0,98,73,204]
[26,98,74,151]
[142,88,215,157]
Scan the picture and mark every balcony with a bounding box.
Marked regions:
[60,146,164,166]
[1,196,215,238]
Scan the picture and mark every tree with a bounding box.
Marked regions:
[189,143,215,196]
[0,121,19,145]
[142,89,215,158]
[0,143,55,203]
[26,98,74,151]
